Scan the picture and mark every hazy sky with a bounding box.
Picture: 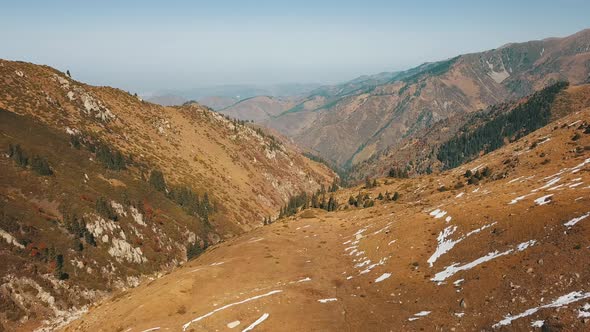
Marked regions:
[2,0,589,93]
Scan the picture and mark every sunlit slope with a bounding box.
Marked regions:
[66,105,590,331]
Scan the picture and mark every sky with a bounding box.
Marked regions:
[1,0,589,93]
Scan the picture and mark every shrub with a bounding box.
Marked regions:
[388,167,409,178]
[31,155,53,176]
[8,143,28,167]
[96,144,126,170]
[95,197,118,221]
[187,243,204,260]
[149,170,166,192]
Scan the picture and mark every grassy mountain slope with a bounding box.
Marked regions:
[261,29,590,172]
[0,59,335,330]
[348,82,590,181]
[64,100,590,332]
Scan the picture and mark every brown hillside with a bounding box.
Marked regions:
[222,29,590,176]
[64,101,590,331]
[0,59,335,331]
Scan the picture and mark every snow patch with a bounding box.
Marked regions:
[534,194,553,206]
[375,273,391,283]
[493,291,590,328]
[182,290,282,331]
[242,313,269,332]
[428,222,496,267]
[578,303,590,318]
[533,177,561,192]
[318,298,338,303]
[564,212,590,228]
[432,240,536,283]
[227,321,240,329]
[508,194,531,205]
[408,311,431,321]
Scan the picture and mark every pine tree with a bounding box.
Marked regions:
[329,179,339,192]
[8,143,28,167]
[95,197,118,221]
[31,155,53,176]
[327,195,338,211]
[149,170,166,192]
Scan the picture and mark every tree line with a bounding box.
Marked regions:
[437,81,568,169]
[437,82,569,169]
[8,143,53,176]
[149,169,213,224]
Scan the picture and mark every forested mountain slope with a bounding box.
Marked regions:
[348,82,590,181]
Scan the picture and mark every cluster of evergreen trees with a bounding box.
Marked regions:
[348,190,399,208]
[221,112,282,152]
[28,243,69,280]
[63,211,96,250]
[95,143,126,170]
[69,134,128,171]
[253,127,281,151]
[169,186,212,224]
[54,254,68,280]
[277,186,340,220]
[437,81,569,169]
[149,169,212,223]
[187,242,206,260]
[365,177,378,189]
[388,167,409,178]
[464,167,491,185]
[8,143,53,176]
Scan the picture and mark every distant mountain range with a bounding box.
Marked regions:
[220,29,590,179]
[145,83,321,107]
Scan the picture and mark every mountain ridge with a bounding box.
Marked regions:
[0,59,335,331]
[220,28,590,179]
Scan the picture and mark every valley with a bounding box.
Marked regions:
[0,60,334,331]
[220,29,590,180]
[63,106,590,331]
[1,17,589,332]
